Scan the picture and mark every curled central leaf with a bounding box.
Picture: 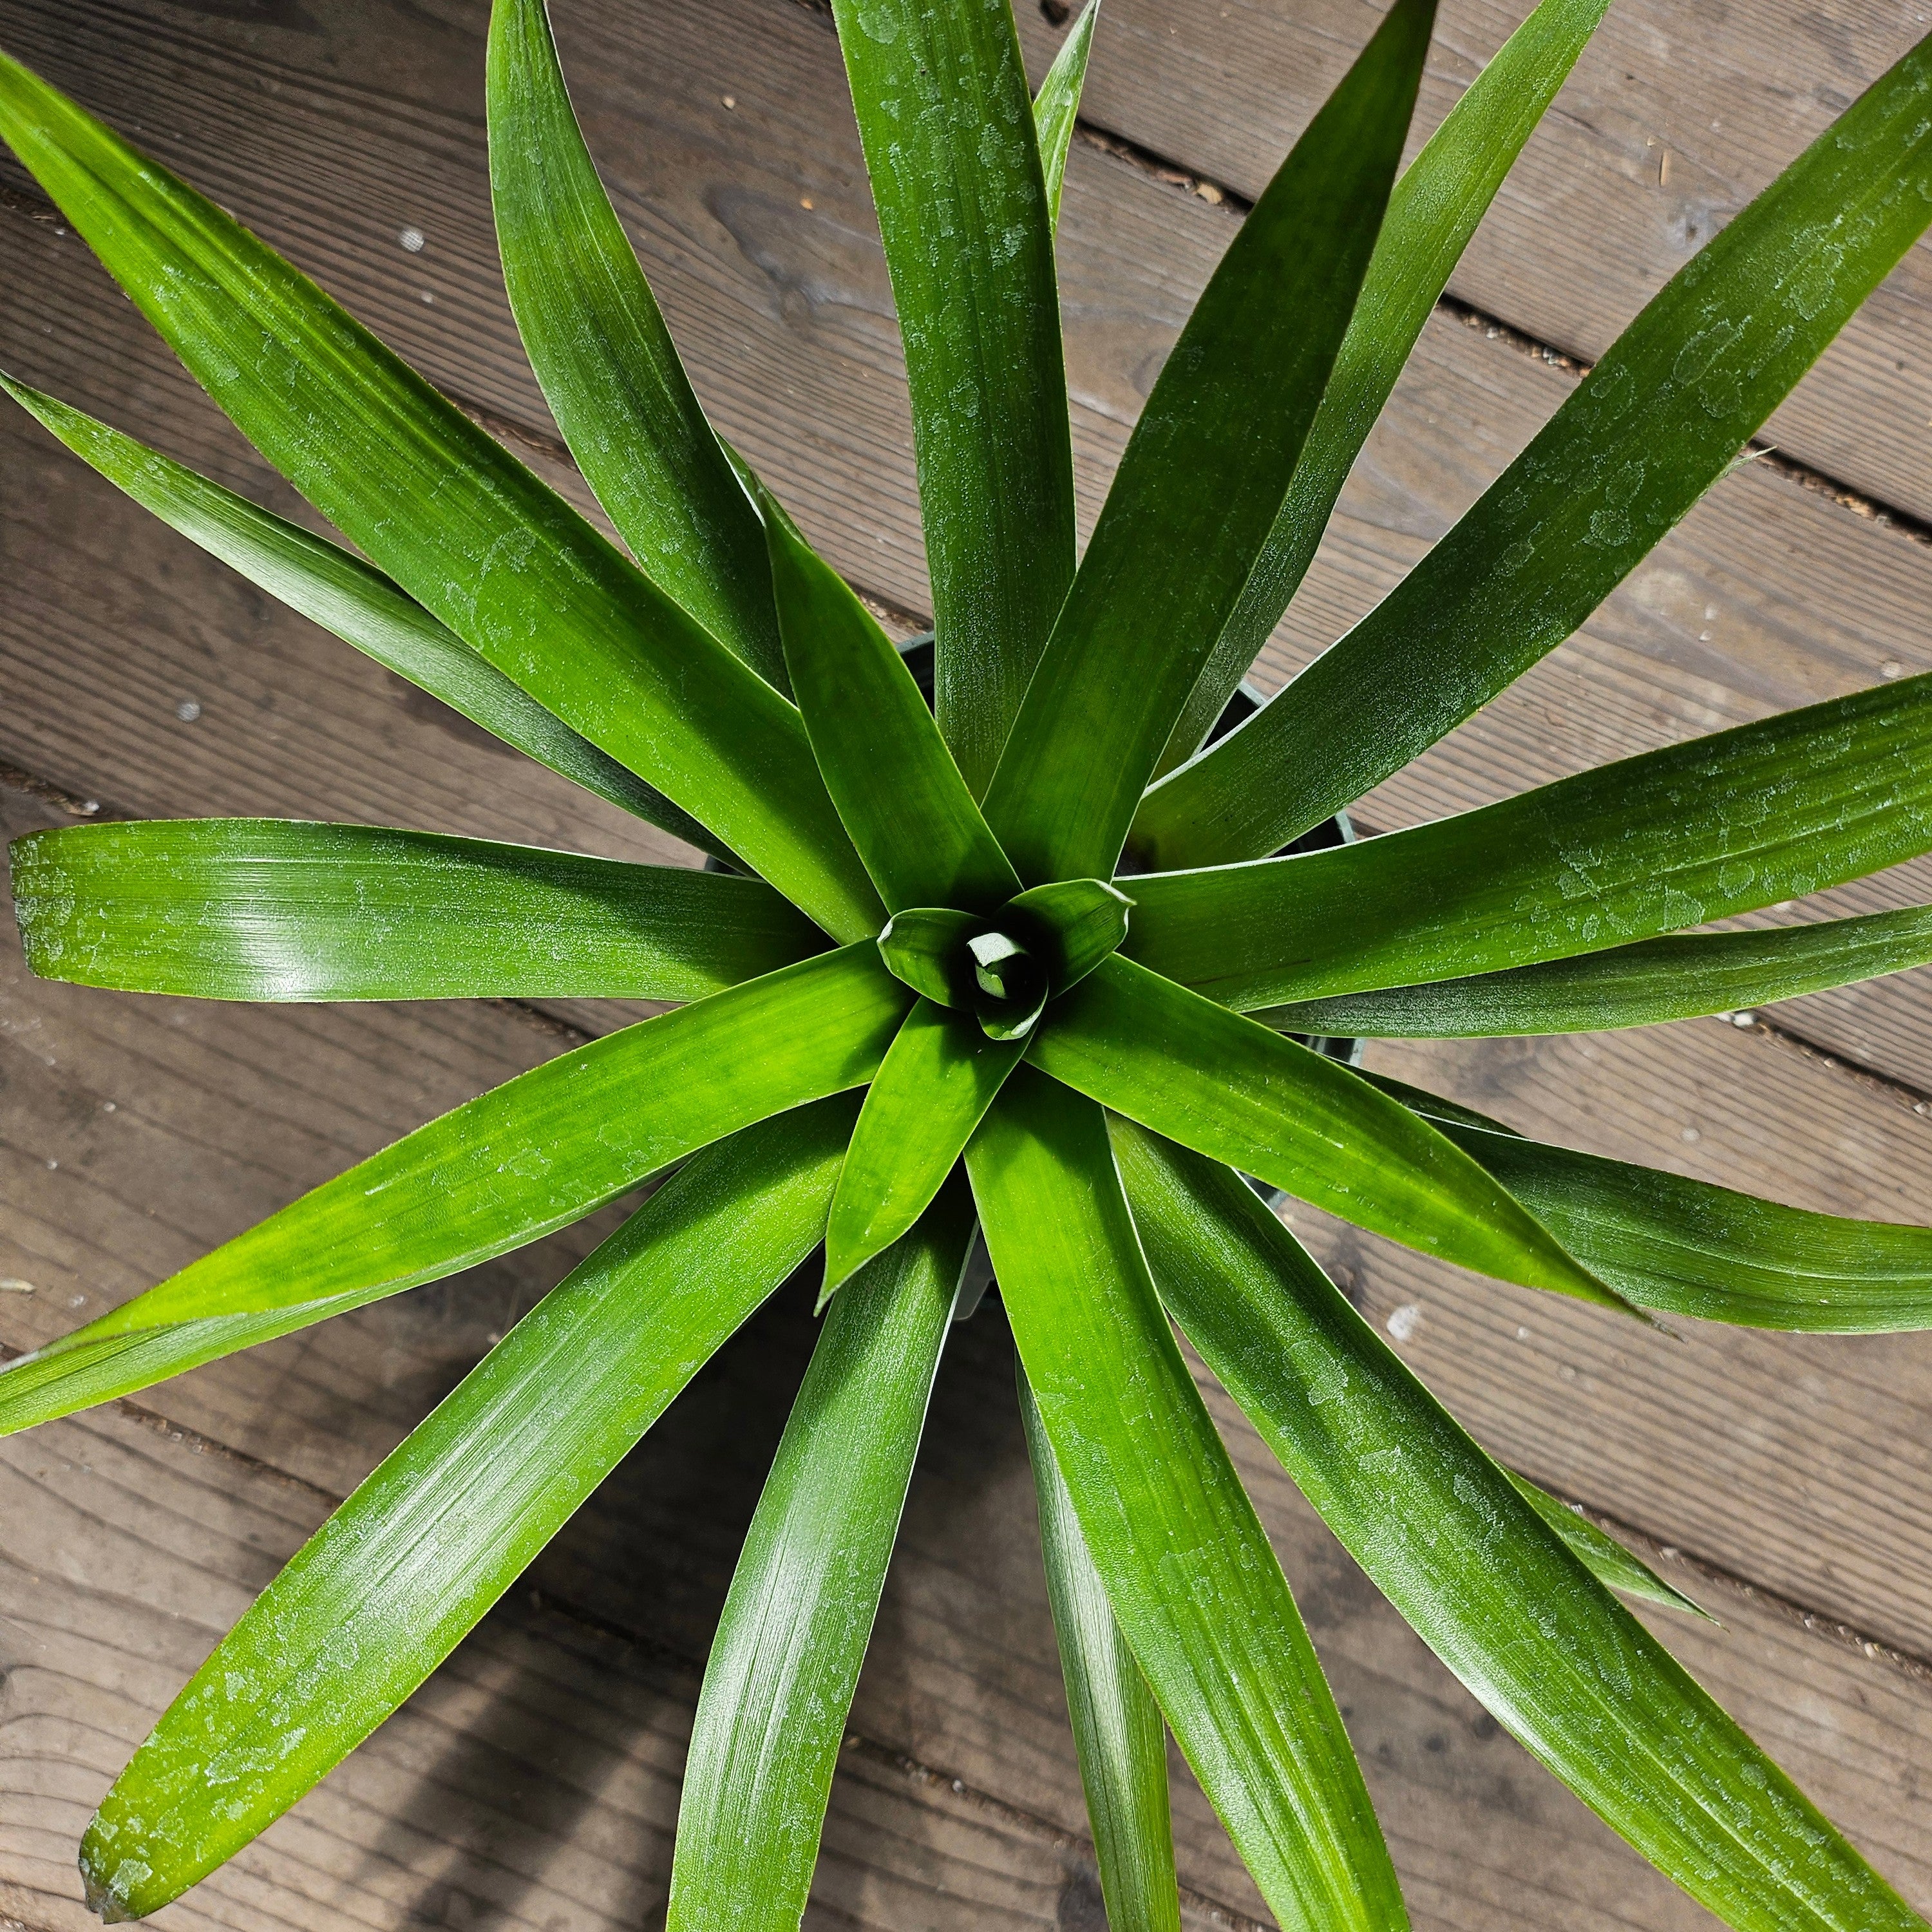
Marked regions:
[876,878,1133,1041]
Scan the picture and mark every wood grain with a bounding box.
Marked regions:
[1014,0,1932,525]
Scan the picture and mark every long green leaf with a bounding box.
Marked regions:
[10,819,825,1001]
[1153,0,1611,777]
[0,374,717,848]
[1018,1366,1181,1932]
[966,1069,1404,1931]
[0,945,910,1434]
[1502,1470,1710,1618]
[981,0,1433,887]
[1030,957,1620,1306]
[1135,28,1932,869]
[829,0,1076,795]
[1032,0,1099,229]
[1256,904,1932,1036]
[0,50,881,940]
[1114,1122,1926,1932]
[824,1000,1024,1294]
[486,0,784,687]
[764,489,1019,914]
[1367,1080,1932,1332]
[667,1174,972,1929]
[1128,675,1932,1012]
[80,1101,857,1922]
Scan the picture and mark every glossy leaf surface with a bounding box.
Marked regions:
[1019,1367,1182,1932]
[967,1070,1405,1932]
[824,1001,1025,1294]
[829,0,1076,794]
[12,819,825,1001]
[0,946,910,1434]
[1129,676,1932,1010]
[876,907,981,1008]
[1032,0,1099,228]
[1155,0,1611,775]
[0,51,880,939]
[981,0,1433,885]
[81,1103,858,1920]
[1116,1122,1926,1932]
[1003,877,1134,994]
[1373,1088,1932,1332]
[1031,958,1620,1306]
[1136,27,1932,867]
[1256,903,1932,1036]
[766,491,1018,914]
[1504,1470,1710,1618]
[487,0,784,685]
[1,374,715,846]
[667,1174,972,1927]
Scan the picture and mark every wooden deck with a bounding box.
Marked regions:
[3,0,1931,1924]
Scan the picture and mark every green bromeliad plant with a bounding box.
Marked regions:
[8,0,1932,1920]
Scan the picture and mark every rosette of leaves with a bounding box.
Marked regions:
[6,0,1932,1922]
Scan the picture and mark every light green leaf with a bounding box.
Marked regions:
[0,50,881,939]
[1255,903,1932,1037]
[667,1173,973,1929]
[1370,1079,1932,1332]
[1136,26,1932,869]
[876,907,981,1008]
[1502,1470,1710,1618]
[1128,676,1932,1012]
[981,0,1434,886]
[486,0,784,686]
[1003,878,1134,994]
[967,1069,1405,1932]
[829,0,1077,795]
[0,373,717,848]
[0,945,910,1434]
[764,486,1019,914]
[824,1001,1024,1296]
[1153,0,1611,776]
[1018,1366,1181,1932]
[80,1101,858,1922]
[10,819,825,1002]
[1115,1122,1926,1932]
[1030,957,1621,1307]
[1033,0,1099,229]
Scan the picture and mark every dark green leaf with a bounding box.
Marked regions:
[0,945,910,1434]
[824,1000,1024,1294]
[1128,676,1932,1011]
[763,486,1019,914]
[1153,0,1612,776]
[1255,903,1932,1036]
[0,50,880,938]
[1373,1081,1932,1332]
[967,1070,1405,1930]
[829,0,1076,795]
[981,0,1434,886]
[1033,0,1100,229]
[11,818,825,1002]
[1135,28,1932,868]
[486,0,784,687]
[969,930,1050,1039]
[877,907,981,1007]
[80,1101,858,1922]
[1502,1470,1710,1618]
[0,374,715,848]
[1115,1122,1927,1931]
[667,1173,973,1927]
[1018,1365,1182,1932]
[1003,877,1133,994]
[1030,957,1622,1306]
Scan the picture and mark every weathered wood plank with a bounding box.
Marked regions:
[1013,0,1932,525]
